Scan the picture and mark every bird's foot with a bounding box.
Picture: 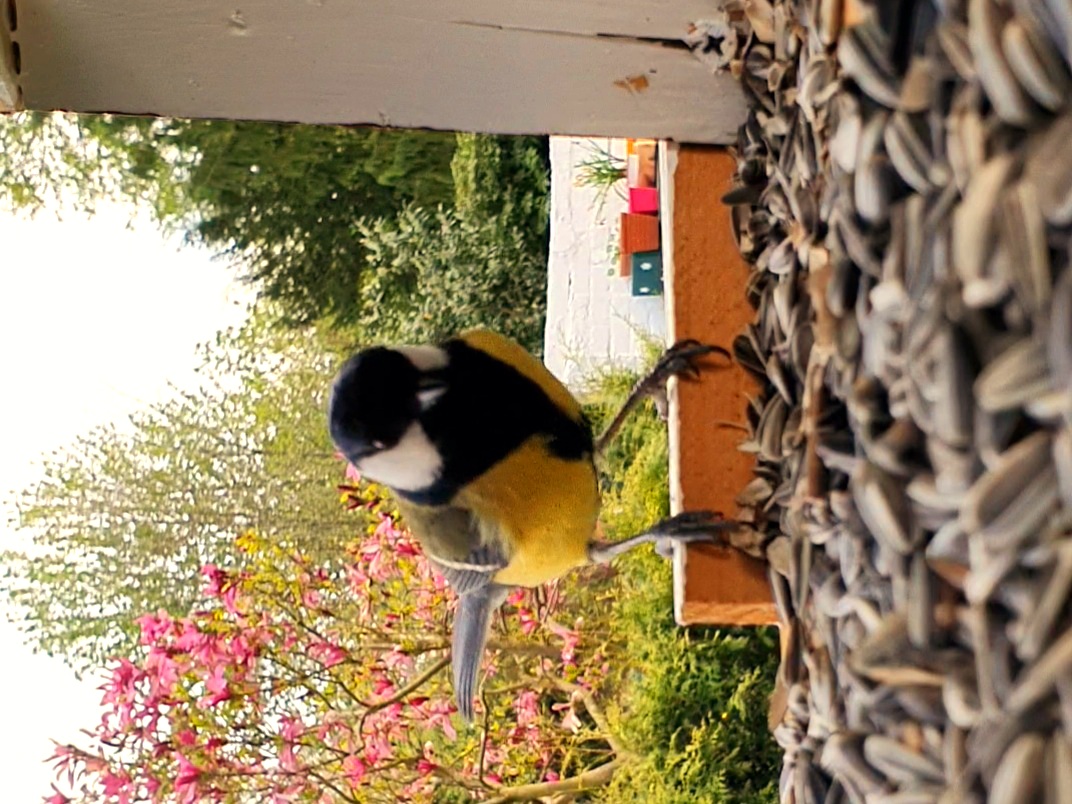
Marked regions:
[639,340,731,397]
[588,510,740,563]
[643,510,734,558]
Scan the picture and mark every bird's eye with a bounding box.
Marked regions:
[371,439,386,451]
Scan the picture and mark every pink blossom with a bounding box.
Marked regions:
[382,649,414,674]
[424,699,457,741]
[174,754,202,801]
[371,675,395,698]
[343,755,367,786]
[309,640,348,668]
[546,620,580,666]
[99,769,130,797]
[514,690,539,728]
[200,565,240,613]
[346,565,369,593]
[199,665,231,707]
[175,729,197,748]
[373,515,401,543]
[394,538,419,558]
[361,733,394,766]
[144,648,181,698]
[279,743,299,773]
[134,611,173,645]
[279,716,304,743]
[517,606,539,635]
[506,589,526,607]
[360,538,395,583]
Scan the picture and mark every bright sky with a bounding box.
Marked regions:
[0,203,252,800]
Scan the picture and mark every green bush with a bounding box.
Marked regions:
[451,133,551,254]
[584,364,781,804]
[600,557,781,803]
[355,204,547,354]
[350,133,552,354]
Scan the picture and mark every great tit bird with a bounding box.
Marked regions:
[328,329,734,720]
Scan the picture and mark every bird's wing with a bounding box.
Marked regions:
[395,499,509,591]
[394,498,512,720]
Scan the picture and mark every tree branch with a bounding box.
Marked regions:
[545,678,634,760]
[483,757,630,804]
[362,656,450,712]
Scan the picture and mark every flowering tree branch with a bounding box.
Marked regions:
[483,756,631,804]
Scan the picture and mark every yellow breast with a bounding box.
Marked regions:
[455,436,600,587]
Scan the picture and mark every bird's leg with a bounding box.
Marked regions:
[587,510,740,564]
[594,340,731,457]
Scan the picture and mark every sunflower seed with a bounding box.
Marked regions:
[969,0,1037,125]
[974,336,1051,412]
[989,733,1046,804]
[1002,17,1072,111]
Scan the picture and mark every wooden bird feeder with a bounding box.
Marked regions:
[660,144,776,627]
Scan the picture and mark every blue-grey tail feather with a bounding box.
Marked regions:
[452,583,511,721]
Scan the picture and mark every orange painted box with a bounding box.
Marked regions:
[619,211,660,256]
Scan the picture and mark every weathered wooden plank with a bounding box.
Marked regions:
[8,1,745,142]
[382,0,729,40]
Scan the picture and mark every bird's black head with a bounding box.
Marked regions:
[328,347,421,463]
[327,345,450,491]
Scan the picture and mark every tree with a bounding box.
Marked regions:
[0,113,458,325]
[451,133,551,258]
[44,484,627,803]
[353,134,552,355]
[356,205,548,355]
[0,313,356,672]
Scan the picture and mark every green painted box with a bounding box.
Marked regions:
[630,250,663,297]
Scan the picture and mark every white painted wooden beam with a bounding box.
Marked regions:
[0,0,20,112]
[10,1,745,142]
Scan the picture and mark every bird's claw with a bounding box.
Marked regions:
[640,340,731,395]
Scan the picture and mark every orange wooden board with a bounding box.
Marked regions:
[665,145,776,627]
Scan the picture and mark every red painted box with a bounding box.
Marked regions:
[629,187,659,214]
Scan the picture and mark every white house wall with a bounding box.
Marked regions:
[544,135,666,392]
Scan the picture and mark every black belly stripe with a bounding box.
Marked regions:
[397,339,593,507]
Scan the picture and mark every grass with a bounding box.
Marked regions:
[573,141,628,216]
[581,356,781,803]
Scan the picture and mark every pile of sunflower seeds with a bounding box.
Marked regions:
[721,0,1072,801]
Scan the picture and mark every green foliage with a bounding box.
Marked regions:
[355,204,547,354]
[574,141,628,216]
[0,311,355,673]
[601,562,781,804]
[584,363,781,803]
[451,133,551,256]
[352,133,551,354]
[0,116,553,346]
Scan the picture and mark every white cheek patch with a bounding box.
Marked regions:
[397,345,449,372]
[357,421,443,493]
